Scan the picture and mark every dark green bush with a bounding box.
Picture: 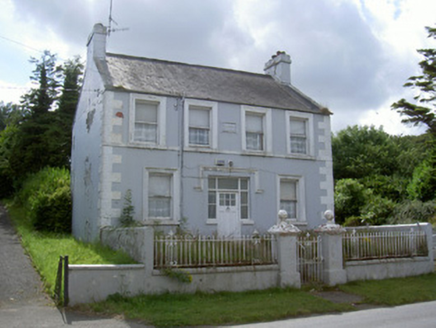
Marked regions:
[17,167,71,233]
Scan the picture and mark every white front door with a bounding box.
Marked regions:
[217,192,241,237]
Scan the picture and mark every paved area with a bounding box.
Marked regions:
[0,204,150,327]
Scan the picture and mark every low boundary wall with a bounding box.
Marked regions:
[67,223,434,305]
[68,264,279,305]
[346,257,433,282]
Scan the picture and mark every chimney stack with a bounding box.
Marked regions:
[264,51,291,85]
[87,23,107,62]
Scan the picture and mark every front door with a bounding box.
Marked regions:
[217,192,241,237]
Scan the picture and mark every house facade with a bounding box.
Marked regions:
[71,23,334,242]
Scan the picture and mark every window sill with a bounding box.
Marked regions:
[287,219,307,226]
[206,219,254,225]
[184,147,217,153]
[128,142,168,150]
[143,219,179,226]
[241,151,273,157]
[287,153,315,160]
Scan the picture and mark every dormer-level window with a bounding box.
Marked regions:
[130,94,166,146]
[184,99,218,149]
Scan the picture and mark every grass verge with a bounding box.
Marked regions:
[4,201,136,295]
[339,273,436,306]
[74,288,354,327]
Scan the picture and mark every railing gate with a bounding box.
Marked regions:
[298,234,323,284]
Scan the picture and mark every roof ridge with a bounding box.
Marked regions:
[106,52,272,79]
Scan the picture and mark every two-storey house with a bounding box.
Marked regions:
[71,24,334,242]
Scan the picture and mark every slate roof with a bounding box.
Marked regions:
[100,53,326,114]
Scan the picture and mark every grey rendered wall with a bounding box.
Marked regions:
[100,92,333,234]
[71,58,105,242]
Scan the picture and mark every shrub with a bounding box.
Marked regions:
[360,194,395,226]
[334,179,370,224]
[388,200,436,226]
[17,167,71,233]
[407,160,436,201]
[119,189,136,227]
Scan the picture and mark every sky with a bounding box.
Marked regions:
[0,0,435,135]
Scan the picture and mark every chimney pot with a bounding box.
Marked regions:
[264,51,292,85]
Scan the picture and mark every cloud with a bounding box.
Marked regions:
[3,0,436,134]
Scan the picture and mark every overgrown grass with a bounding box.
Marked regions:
[5,201,136,295]
[76,288,353,327]
[339,273,436,305]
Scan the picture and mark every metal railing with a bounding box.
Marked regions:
[297,234,323,284]
[343,229,428,261]
[54,255,69,306]
[154,232,277,269]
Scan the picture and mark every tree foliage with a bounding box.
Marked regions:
[0,102,24,131]
[21,51,60,117]
[0,51,83,195]
[333,124,435,226]
[392,26,436,135]
[332,125,399,181]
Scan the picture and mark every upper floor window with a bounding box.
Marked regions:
[286,111,313,157]
[134,101,158,143]
[289,118,307,154]
[245,113,264,151]
[189,106,210,146]
[184,99,218,149]
[242,106,272,153]
[130,94,166,146]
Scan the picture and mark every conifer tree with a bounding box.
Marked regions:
[21,50,60,117]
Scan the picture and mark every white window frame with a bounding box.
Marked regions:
[241,106,272,153]
[286,111,314,157]
[184,99,218,149]
[144,168,180,224]
[207,177,250,224]
[130,94,166,146]
[277,175,306,223]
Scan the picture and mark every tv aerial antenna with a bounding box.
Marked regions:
[108,0,129,36]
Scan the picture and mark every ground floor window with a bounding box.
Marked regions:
[208,177,249,220]
[148,172,172,219]
[280,179,298,219]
